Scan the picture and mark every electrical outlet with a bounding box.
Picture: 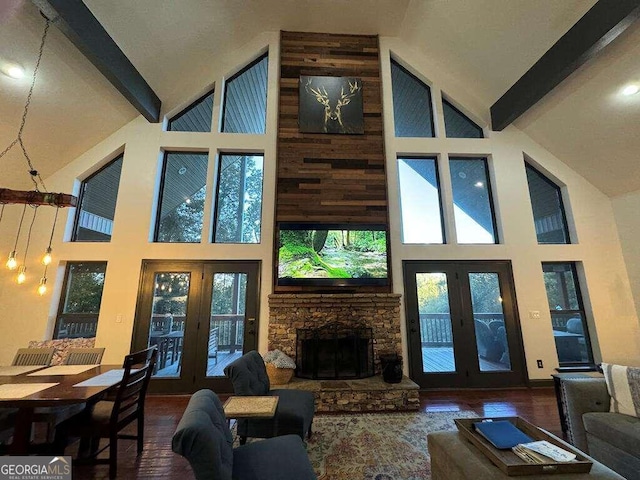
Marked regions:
[116,314,123,324]
[529,310,541,319]
[537,359,543,368]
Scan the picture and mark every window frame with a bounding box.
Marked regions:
[167,88,215,132]
[212,152,265,244]
[525,162,571,244]
[220,53,269,134]
[153,150,209,243]
[71,154,124,242]
[449,156,499,244]
[53,261,107,339]
[542,261,595,367]
[397,155,447,244]
[390,58,436,138]
[442,97,484,139]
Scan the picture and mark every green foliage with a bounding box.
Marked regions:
[278,244,314,262]
[63,263,106,314]
[158,187,206,242]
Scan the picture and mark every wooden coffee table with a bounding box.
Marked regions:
[427,430,624,479]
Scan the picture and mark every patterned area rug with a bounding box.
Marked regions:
[306,410,478,480]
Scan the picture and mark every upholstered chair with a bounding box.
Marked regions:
[224,351,315,444]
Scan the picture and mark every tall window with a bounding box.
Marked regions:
[443,98,483,138]
[167,89,214,132]
[72,155,123,241]
[542,262,593,366]
[525,163,571,244]
[449,157,498,244]
[221,54,268,134]
[390,59,435,137]
[397,157,445,243]
[213,153,264,243]
[155,151,208,243]
[54,262,107,339]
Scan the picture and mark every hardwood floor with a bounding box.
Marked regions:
[70,387,561,479]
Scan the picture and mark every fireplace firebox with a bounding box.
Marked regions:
[296,322,374,380]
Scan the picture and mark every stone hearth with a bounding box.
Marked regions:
[275,376,420,412]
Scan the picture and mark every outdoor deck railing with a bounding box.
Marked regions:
[420,313,505,346]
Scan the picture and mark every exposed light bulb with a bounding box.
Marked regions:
[622,84,639,96]
[17,265,26,284]
[6,251,17,270]
[42,247,52,265]
[38,277,47,296]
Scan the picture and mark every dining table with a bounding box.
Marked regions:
[0,364,124,455]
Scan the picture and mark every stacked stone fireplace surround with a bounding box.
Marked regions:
[268,293,419,412]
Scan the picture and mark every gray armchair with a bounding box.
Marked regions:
[224,351,315,444]
[172,389,317,480]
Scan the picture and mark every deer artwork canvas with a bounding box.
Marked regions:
[299,76,364,134]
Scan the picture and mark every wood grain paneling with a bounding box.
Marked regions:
[277,31,387,224]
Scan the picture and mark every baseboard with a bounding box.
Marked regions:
[528,379,554,388]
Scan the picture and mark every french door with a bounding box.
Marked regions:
[403,260,527,388]
[132,260,260,393]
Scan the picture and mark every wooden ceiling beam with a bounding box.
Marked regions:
[490,0,640,131]
[32,0,162,122]
[0,188,77,207]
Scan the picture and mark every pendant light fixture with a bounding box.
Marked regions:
[0,16,77,294]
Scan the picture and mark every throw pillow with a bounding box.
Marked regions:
[601,363,640,418]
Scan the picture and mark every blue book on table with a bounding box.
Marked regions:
[473,420,534,450]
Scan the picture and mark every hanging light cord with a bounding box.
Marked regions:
[47,206,60,249]
[12,204,28,252]
[0,19,51,192]
[22,207,38,264]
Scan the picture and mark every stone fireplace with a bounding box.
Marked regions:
[268,293,419,412]
[268,293,403,373]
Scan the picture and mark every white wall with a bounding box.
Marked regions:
[612,191,640,327]
[0,33,638,378]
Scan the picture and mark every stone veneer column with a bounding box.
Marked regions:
[268,293,402,373]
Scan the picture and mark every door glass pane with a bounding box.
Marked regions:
[468,273,511,372]
[207,273,248,377]
[416,273,456,373]
[148,273,190,378]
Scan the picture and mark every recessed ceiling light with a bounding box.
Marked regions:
[622,84,639,96]
[1,63,25,79]
[474,181,484,188]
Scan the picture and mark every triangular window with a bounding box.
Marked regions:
[443,98,483,138]
[390,58,434,137]
[167,90,214,132]
[221,53,268,134]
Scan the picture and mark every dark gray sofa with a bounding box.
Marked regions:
[562,377,640,480]
[172,389,317,480]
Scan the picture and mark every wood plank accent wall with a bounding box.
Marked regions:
[277,31,388,224]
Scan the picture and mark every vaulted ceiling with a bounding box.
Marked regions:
[1,0,639,197]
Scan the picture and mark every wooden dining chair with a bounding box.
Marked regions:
[11,348,55,366]
[54,346,157,479]
[63,347,105,365]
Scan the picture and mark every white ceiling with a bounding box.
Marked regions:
[0,0,638,196]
